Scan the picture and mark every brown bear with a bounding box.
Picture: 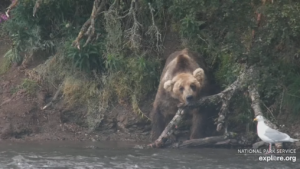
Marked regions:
[150,48,208,141]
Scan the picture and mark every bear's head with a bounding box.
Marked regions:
[164,68,205,106]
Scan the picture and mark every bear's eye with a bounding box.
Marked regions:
[179,86,184,92]
[190,84,196,91]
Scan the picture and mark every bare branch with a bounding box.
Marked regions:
[187,67,249,132]
[72,0,106,49]
[148,66,271,149]
[72,19,91,49]
[247,66,283,148]
[247,67,278,129]
[124,0,142,50]
[145,3,162,51]
[42,84,63,110]
[33,0,42,17]
[6,0,18,18]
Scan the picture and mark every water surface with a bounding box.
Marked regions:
[0,141,299,169]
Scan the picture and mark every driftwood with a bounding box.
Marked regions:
[172,132,237,148]
[148,66,281,149]
[190,66,250,132]
[148,109,186,148]
[148,67,248,148]
[175,136,226,148]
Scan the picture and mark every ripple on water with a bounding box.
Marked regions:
[0,142,299,169]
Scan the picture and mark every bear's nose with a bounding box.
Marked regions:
[186,95,193,102]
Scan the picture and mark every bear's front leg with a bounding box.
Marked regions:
[190,108,206,139]
[150,107,165,141]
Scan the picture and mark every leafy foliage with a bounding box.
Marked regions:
[168,0,300,121]
[2,1,54,62]
[65,40,105,72]
[2,0,164,126]
[2,0,300,130]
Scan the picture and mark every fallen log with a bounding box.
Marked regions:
[148,66,281,149]
[148,67,248,148]
[172,132,237,148]
[148,108,186,148]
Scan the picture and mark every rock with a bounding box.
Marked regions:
[252,141,267,149]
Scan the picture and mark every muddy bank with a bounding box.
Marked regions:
[0,31,186,144]
[1,37,300,152]
[0,41,153,143]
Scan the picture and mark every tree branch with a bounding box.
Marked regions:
[72,0,106,49]
[190,67,249,132]
[148,66,273,149]
[33,0,42,17]
[147,65,284,149]
[6,0,18,18]
[148,67,249,148]
[148,108,186,148]
[124,0,142,50]
[145,3,162,51]
[42,83,63,110]
[247,67,282,148]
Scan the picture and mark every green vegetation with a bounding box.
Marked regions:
[1,0,300,131]
[9,78,39,96]
[0,53,11,75]
[20,78,39,96]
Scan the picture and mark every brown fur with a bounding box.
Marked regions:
[150,48,208,141]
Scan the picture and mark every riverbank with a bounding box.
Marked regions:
[1,35,300,150]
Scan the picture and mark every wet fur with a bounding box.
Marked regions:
[150,48,208,141]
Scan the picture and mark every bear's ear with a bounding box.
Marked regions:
[193,68,205,84]
[164,80,174,92]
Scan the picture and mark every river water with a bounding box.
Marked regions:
[0,141,299,169]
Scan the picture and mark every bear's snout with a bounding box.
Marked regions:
[186,95,194,103]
